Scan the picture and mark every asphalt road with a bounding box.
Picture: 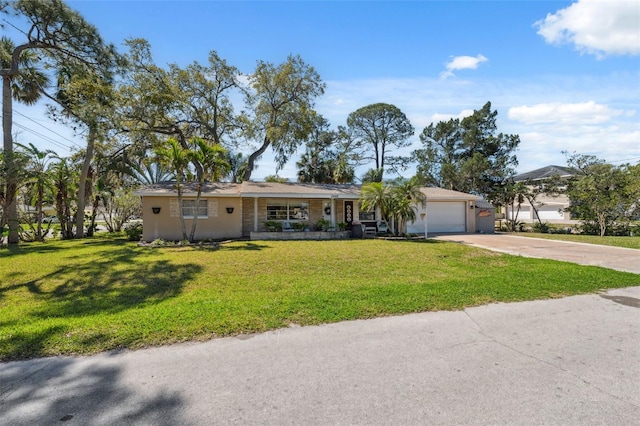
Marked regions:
[431,233,640,274]
[1,286,639,425]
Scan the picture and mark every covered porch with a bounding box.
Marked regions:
[239,182,364,238]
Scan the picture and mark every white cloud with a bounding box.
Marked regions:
[431,110,474,123]
[236,74,251,88]
[535,0,640,57]
[508,101,626,125]
[440,55,488,79]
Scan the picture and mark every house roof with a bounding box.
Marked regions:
[475,199,495,209]
[420,187,482,201]
[135,181,480,201]
[239,181,361,199]
[514,165,575,181]
[133,182,242,197]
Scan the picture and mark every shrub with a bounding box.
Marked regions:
[292,222,306,231]
[124,222,143,241]
[315,218,330,231]
[263,220,282,232]
[532,222,550,233]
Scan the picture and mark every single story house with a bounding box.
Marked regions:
[134,182,489,241]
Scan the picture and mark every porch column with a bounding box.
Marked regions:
[331,197,337,227]
[253,197,259,232]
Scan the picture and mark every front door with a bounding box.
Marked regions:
[344,201,354,229]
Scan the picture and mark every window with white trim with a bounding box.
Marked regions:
[266,200,309,221]
[359,203,376,221]
[182,199,208,218]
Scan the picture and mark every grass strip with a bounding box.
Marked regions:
[511,232,640,249]
[1,235,637,360]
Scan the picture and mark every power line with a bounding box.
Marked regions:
[13,109,83,149]
[12,122,75,152]
[609,156,640,164]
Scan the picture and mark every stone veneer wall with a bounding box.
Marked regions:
[308,200,323,227]
[241,198,255,237]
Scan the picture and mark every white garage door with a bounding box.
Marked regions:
[537,206,564,220]
[509,207,531,220]
[428,202,466,233]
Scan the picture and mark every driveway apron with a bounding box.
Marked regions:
[431,234,640,274]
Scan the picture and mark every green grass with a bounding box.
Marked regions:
[513,232,640,249]
[1,235,638,360]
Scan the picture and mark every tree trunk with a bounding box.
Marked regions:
[189,184,203,242]
[242,136,271,182]
[76,125,96,238]
[87,194,100,237]
[2,75,19,244]
[36,185,44,241]
[176,177,188,241]
[598,213,607,237]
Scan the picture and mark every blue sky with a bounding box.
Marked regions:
[8,0,640,180]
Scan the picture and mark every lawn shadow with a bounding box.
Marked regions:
[1,325,68,361]
[1,239,201,317]
[0,235,133,260]
[33,260,200,319]
[0,355,185,425]
[0,242,64,257]
[380,237,447,244]
[220,242,271,251]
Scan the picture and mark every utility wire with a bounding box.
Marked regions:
[13,109,83,149]
[609,156,640,164]
[12,123,75,152]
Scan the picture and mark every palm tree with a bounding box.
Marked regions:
[49,157,79,239]
[224,152,248,183]
[16,142,55,241]
[1,36,50,244]
[154,138,190,241]
[187,138,229,242]
[390,177,426,235]
[359,182,393,232]
[360,178,426,236]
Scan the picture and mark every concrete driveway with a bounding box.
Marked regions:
[1,286,639,425]
[431,233,640,274]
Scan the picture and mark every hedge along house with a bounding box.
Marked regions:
[135,182,488,242]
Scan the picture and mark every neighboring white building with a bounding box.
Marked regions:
[506,165,576,224]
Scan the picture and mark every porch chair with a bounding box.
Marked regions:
[377,221,388,234]
[362,223,377,237]
[282,221,294,232]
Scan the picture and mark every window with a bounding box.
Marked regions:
[267,200,309,221]
[182,199,208,218]
[359,204,376,221]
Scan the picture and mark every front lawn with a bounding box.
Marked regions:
[513,233,640,249]
[1,235,637,360]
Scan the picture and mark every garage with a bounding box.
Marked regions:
[407,200,469,234]
[536,205,565,221]
[508,207,531,221]
[427,201,467,233]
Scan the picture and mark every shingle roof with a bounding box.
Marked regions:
[135,181,479,200]
[514,165,575,181]
[240,181,361,198]
[133,182,241,197]
[420,187,481,201]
